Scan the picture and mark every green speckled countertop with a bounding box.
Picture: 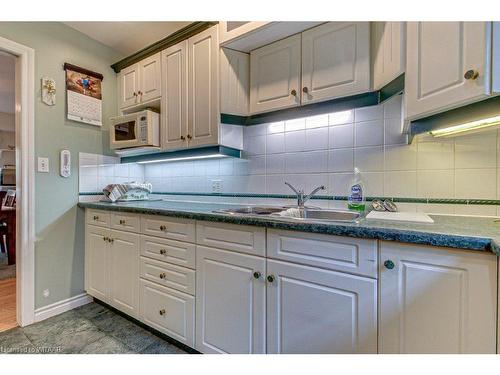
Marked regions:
[78,200,500,255]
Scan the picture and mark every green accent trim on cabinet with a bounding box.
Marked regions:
[220,92,379,126]
[409,95,500,137]
[379,73,405,103]
[119,145,241,164]
[111,22,218,73]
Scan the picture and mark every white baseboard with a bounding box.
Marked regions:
[34,293,93,323]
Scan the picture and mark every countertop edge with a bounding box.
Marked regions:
[77,202,500,256]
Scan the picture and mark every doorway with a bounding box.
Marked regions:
[0,35,35,329]
[0,50,17,332]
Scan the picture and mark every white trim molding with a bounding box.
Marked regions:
[0,36,36,327]
[34,294,93,323]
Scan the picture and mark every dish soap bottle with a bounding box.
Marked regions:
[348,168,366,212]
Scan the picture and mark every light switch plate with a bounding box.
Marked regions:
[38,157,49,173]
[211,179,223,193]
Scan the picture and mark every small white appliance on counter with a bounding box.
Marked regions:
[110,109,160,150]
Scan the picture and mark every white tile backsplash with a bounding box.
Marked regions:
[80,95,500,216]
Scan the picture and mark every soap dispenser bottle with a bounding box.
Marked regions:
[348,168,366,212]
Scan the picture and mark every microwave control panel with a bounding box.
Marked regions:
[139,115,148,143]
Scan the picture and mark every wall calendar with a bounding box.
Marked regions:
[64,63,104,126]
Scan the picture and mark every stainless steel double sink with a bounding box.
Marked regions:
[214,206,361,223]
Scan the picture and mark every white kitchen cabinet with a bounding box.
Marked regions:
[108,230,140,318]
[118,52,162,110]
[85,225,140,317]
[85,225,109,302]
[219,21,271,46]
[405,22,492,120]
[250,34,301,114]
[372,22,406,90]
[266,259,377,354]
[195,245,266,354]
[140,279,195,347]
[379,242,497,353]
[161,41,188,150]
[187,25,219,147]
[301,22,371,105]
[220,47,249,116]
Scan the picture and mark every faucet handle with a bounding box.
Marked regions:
[285,181,302,195]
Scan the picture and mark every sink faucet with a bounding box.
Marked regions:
[285,182,326,209]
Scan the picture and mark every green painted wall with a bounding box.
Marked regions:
[0,22,123,308]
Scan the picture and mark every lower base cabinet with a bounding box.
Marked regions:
[379,242,497,354]
[266,259,378,354]
[139,279,195,347]
[195,245,266,354]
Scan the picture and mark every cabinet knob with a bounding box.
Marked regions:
[159,249,167,255]
[186,134,192,140]
[119,219,126,225]
[180,135,186,141]
[159,309,166,316]
[384,260,395,270]
[138,90,143,95]
[253,271,261,279]
[108,238,114,243]
[159,272,166,279]
[93,216,99,220]
[290,89,297,97]
[266,275,275,283]
[464,69,479,80]
[302,87,309,94]
[159,225,167,231]
[133,92,137,97]
[103,236,107,242]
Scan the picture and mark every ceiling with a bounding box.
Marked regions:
[0,51,15,116]
[64,22,192,56]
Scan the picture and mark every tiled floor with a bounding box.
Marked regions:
[0,302,189,354]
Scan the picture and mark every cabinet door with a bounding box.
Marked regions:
[250,34,301,114]
[108,229,140,318]
[118,63,140,109]
[372,22,406,90]
[187,25,219,147]
[139,52,162,103]
[301,22,370,105]
[196,245,266,354]
[266,259,377,354]
[405,22,491,120]
[220,47,249,116]
[85,225,109,302]
[379,242,497,353]
[162,41,188,150]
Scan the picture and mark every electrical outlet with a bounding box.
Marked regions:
[43,289,50,298]
[211,179,223,193]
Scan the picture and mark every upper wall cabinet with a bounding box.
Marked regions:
[301,22,370,105]
[250,34,301,114]
[405,22,492,121]
[220,48,249,116]
[249,22,371,114]
[219,22,270,45]
[161,25,220,150]
[118,52,162,110]
[372,22,406,90]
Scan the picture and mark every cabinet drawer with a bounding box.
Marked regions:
[86,209,110,227]
[111,212,141,233]
[141,235,195,269]
[141,215,196,242]
[139,279,195,347]
[140,256,195,295]
[196,221,266,256]
[267,230,378,278]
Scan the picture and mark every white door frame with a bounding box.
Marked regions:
[0,36,35,327]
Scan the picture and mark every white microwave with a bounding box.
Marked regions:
[109,110,160,150]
